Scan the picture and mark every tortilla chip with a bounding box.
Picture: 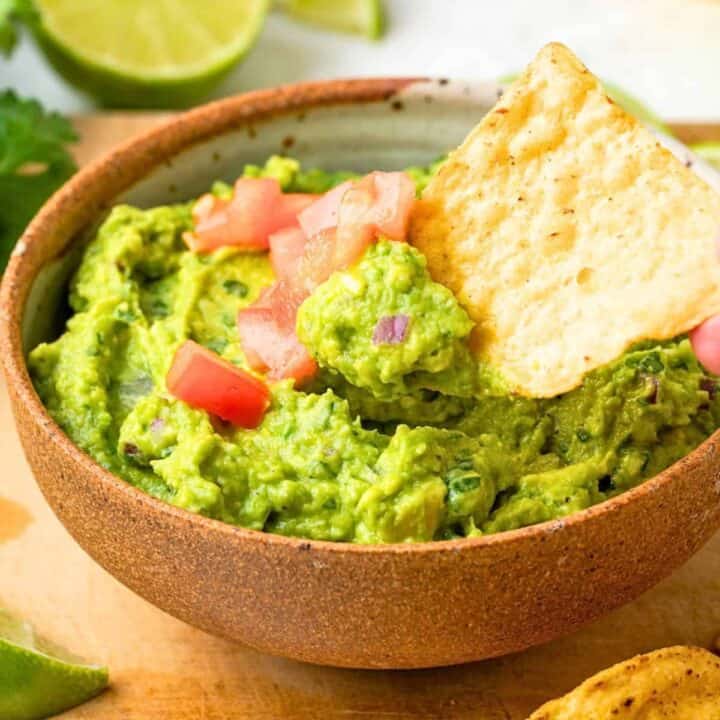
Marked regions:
[411,42,720,397]
[528,646,720,719]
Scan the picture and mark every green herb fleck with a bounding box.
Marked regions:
[223,279,249,298]
[638,352,664,374]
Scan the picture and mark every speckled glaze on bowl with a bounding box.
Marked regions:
[3,78,720,670]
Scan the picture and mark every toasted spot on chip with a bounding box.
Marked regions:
[528,646,720,719]
[411,42,720,397]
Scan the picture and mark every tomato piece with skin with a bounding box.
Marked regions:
[238,282,318,384]
[269,226,308,284]
[293,228,336,293]
[184,180,317,253]
[297,180,354,238]
[690,315,720,375]
[294,171,416,293]
[182,193,227,252]
[293,184,377,294]
[167,340,270,428]
[191,193,219,223]
[364,171,417,240]
[336,171,416,241]
[188,178,281,252]
[275,193,318,228]
[334,180,379,264]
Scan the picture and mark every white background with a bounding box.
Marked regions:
[2,0,720,120]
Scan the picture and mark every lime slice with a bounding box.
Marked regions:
[691,141,720,171]
[278,0,385,40]
[30,0,269,108]
[0,609,108,720]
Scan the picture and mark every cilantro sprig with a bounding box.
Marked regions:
[0,90,77,270]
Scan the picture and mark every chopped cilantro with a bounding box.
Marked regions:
[576,428,591,442]
[223,279,249,297]
[639,352,664,374]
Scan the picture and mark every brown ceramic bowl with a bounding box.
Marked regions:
[3,78,720,670]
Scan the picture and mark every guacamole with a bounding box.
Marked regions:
[29,157,720,543]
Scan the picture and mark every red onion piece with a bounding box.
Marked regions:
[150,417,165,436]
[372,315,410,345]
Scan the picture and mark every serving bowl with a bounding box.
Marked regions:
[3,78,720,670]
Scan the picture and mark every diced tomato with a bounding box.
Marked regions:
[296,228,339,293]
[234,173,416,384]
[690,316,720,375]
[184,178,281,252]
[275,193,318,228]
[292,225,371,294]
[364,171,417,240]
[182,193,228,252]
[191,193,220,223]
[334,179,379,265]
[293,172,416,292]
[297,180,354,238]
[238,282,318,384]
[293,173,415,292]
[336,171,416,240]
[269,226,307,283]
[167,340,270,428]
[184,182,318,253]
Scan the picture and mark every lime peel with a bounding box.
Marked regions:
[0,609,108,720]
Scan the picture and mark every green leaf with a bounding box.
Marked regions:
[0,91,78,271]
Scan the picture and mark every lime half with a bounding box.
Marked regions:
[0,609,108,720]
[31,0,269,108]
[691,141,720,171]
[278,0,385,40]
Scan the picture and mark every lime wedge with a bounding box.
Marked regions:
[30,0,269,108]
[691,141,720,171]
[0,609,108,720]
[278,0,385,40]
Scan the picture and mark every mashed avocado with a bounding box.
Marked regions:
[297,240,475,400]
[29,157,720,543]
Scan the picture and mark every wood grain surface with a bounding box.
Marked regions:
[1,115,719,719]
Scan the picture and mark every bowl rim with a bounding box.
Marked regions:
[0,75,716,556]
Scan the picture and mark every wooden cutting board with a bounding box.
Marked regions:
[2,115,720,720]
